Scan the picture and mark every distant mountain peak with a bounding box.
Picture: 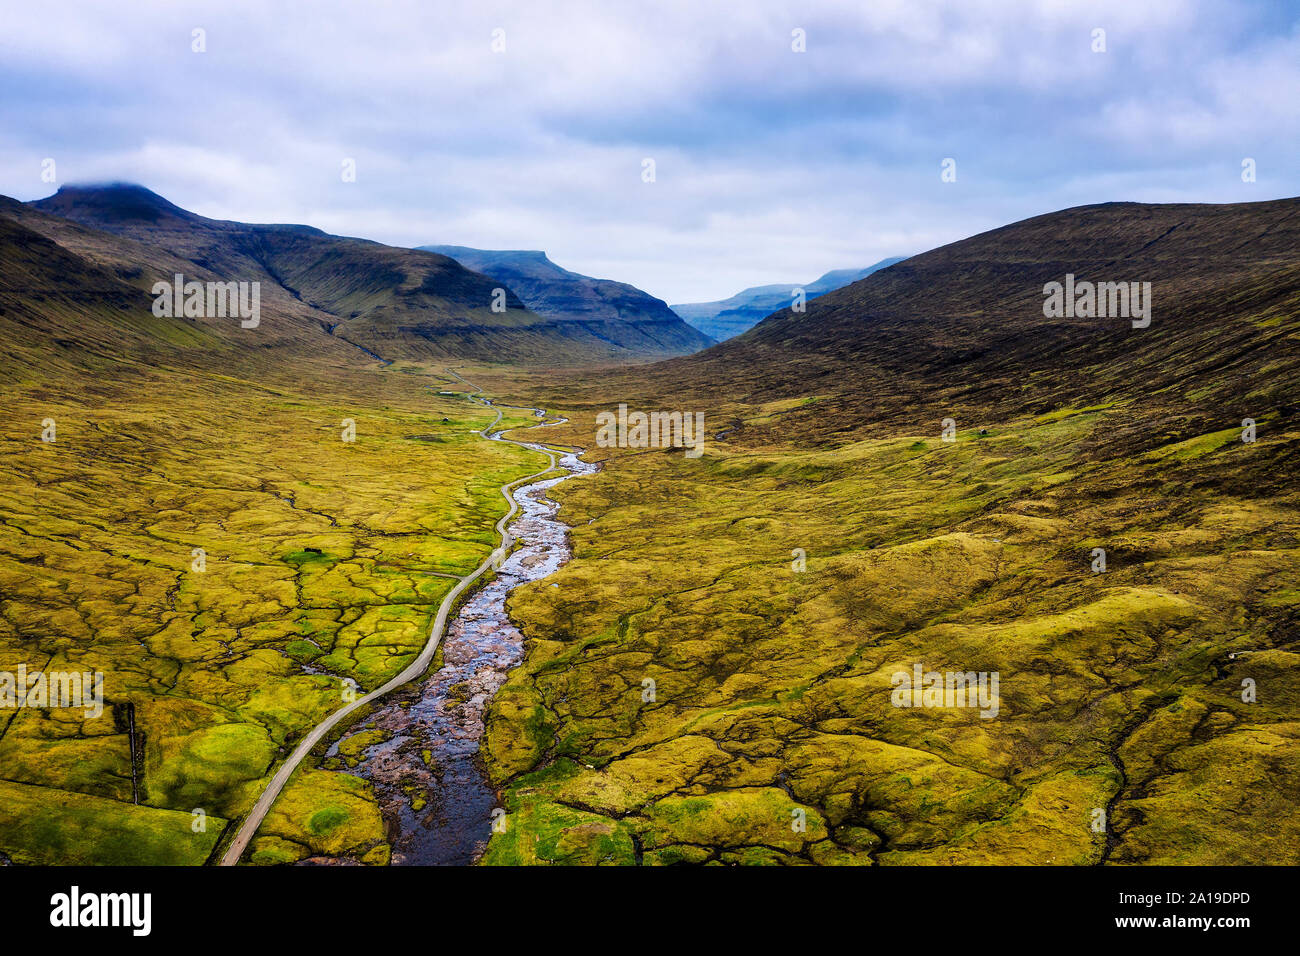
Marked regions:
[54,181,160,196]
[35,182,197,225]
[421,245,568,277]
[671,256,906,341]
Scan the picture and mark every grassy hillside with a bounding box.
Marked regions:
[0,208,225,377]
[651,199,1300,433]
[468,198,1300,865]
[18,185,697,365]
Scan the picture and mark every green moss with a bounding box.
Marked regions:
[337,728,388,768]
[248,770,386,864]
[0,363,544,863]
[0,778,221,865]
[475,387,1300,865]
[482,798,637,866]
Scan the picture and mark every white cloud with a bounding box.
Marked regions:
[1,0,1296,302]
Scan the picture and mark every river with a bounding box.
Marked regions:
[332,409,596,865]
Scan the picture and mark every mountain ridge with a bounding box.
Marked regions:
[2,184,712,366]
[420,243,714,357]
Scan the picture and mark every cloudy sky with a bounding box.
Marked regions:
[1,0,1297,303]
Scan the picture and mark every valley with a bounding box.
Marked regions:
[0,188,1296,867]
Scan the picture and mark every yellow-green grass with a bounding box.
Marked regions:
[0,777,220,865]
[0,360,544,863]
[477,395,1300,865]
[247,769,388,865]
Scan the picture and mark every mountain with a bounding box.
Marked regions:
[639,199,1300,443]
[420,245,714,357]
[670,257,905,341]
[5,184,696,365]
[21,184,548,363]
